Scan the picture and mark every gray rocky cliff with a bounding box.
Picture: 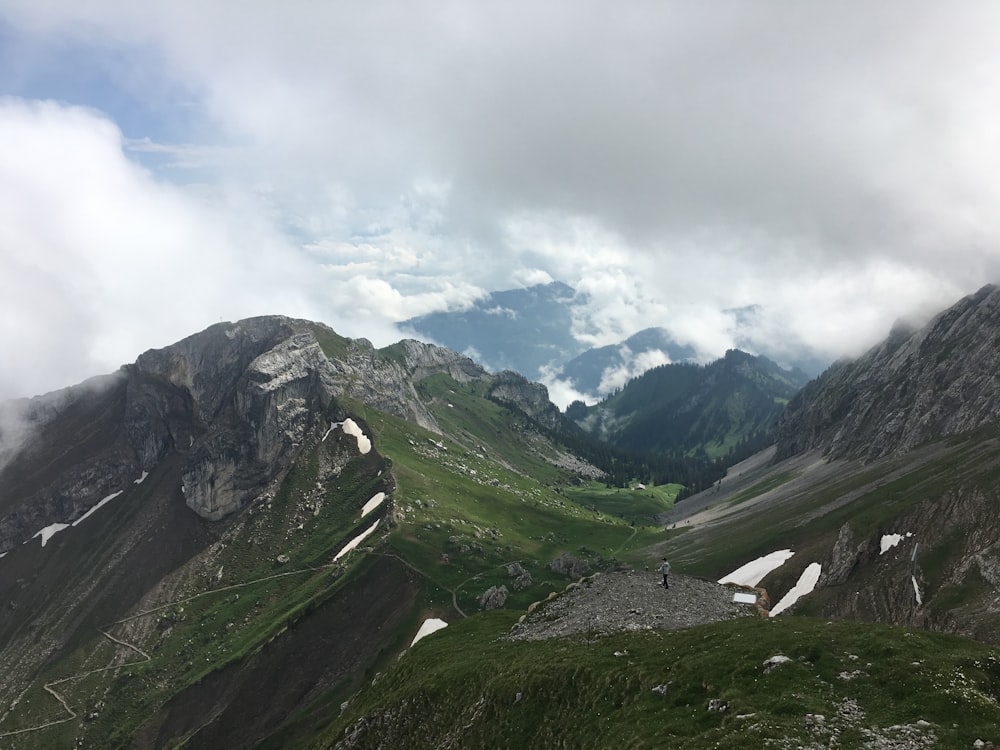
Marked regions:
[0,315,570,532]
[810,477,1000,643]
[486,371,562,431]
[386,339,487,384]
[775,284,1000,461]
[131,318,445,519]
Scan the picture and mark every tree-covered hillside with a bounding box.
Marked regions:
[571,350,808,463]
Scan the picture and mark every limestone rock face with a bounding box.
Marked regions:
[776,284,1000,461]
[0,314,572,532]
[390,339,487,384]
[487,371,562,430]
[135,318,445,519]
[132,318,329,519]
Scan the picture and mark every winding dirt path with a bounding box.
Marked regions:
[0,558,355,740]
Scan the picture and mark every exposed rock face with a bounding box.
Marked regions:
[0,316,526,532]
[1,313,576,536]
[487,371,562,431]
[776,284,1000,461]
[389,339,487,384]
[479,585,508,610]
[819,523,875,587]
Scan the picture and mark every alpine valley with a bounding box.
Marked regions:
[2,287,1000,749]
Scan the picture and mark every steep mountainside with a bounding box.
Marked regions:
[572,350,808,459]
[775,283,1000,461]
[652,284,1000,650]
[0,316,662,748]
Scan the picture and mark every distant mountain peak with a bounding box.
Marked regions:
[399,281,588,377]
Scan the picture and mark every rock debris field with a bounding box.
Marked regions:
[507,569,758,641]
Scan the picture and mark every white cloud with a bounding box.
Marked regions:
[0,98,482,399]
[537,365,595,410]
[3,3,1000,398]
[597,348,673,395]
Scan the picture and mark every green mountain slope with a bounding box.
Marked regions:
[572,349,808,460]
[6,285,1000,750]
[0,319,668,748]
[318,611,1000,749]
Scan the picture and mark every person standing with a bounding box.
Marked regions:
[659,557,671,589]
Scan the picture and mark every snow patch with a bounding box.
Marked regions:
[410,618,448,646]
[880,532,913,554]
[73,491,124,526]
[912,575,923,605]
[333,519,380,561]
[361,492,386,518]
[321,423,335,442]
[733,592,757,605]
[718,550,794,587]
[770,562,822,616]
[340,418,371,454]
[32,523,70,547]
[134,471,149,485]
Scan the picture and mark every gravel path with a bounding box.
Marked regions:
[506,570,761,641]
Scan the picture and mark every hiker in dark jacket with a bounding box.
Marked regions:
[659,558,671,589]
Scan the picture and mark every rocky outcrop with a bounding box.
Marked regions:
[550,552,589,579]
[487,371,562,431]
[386,339,487,384]
[776,284,1000,461]
[1,314,575,531]
[819,523,872,587]
[479,585,509,610]
[507,571,754,641]
[318,332,439,432]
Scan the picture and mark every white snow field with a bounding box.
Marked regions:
[410,618,448,646]
[880,532,912,554]
[361,492,385,518]
[31,523,70,547]
[72,490,124,526]
[333,519,380,561]
[340,418,371,454]
[718,549,795,587]
[769,562,822,616]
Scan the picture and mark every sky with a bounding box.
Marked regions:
[3,1,1000,402]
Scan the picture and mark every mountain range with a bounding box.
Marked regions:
[2,285,1000,747]
[400,281,829,398]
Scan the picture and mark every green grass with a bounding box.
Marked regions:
[355,388,670,612]
[318,612,1000,749]
[563,482,681,525]
[14,426,399,749]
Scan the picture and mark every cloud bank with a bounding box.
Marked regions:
[1,2,1000,399]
